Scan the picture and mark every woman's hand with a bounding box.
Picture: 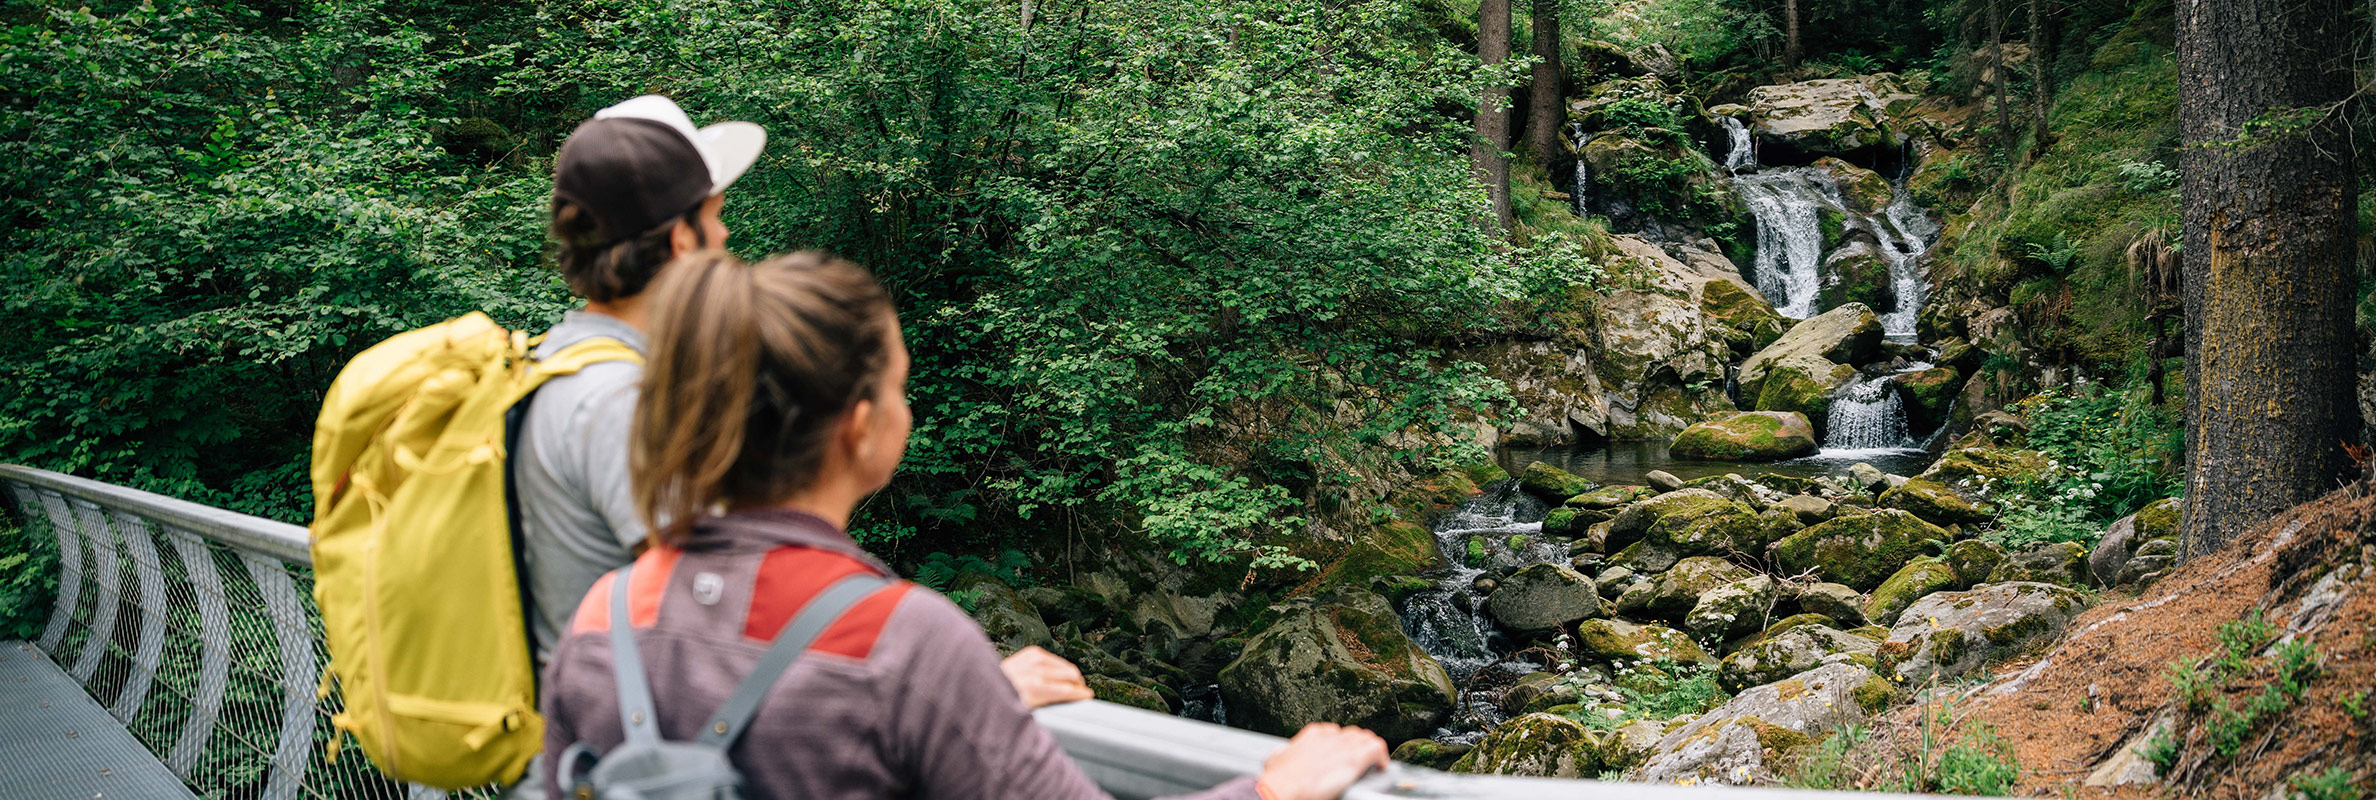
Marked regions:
[999,646,1093,709]
[1254,723,1390,800]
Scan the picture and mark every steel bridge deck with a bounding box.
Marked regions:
[0,642,197,800]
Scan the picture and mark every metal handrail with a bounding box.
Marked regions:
[1,464,1929,800]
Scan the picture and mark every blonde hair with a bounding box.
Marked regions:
[631,250,897,546]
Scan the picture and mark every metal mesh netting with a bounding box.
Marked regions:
[4,482,500,800]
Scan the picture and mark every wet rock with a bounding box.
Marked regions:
[1941,539,2008,588]
[1320,519,1444,590]
[1743,300,1884,371]
[1793,583,1868,628]
[1894,366,1963,432]
[1687,575,1779,641]
[1819,240,1895,314]
[1779,493,1835,524]
[1218,589,1456,742]
[1771,509,1951,591]
[1569,485,1646,510]
[1487,564,1606,632]
[1990,542,2089,587]
[1087,674,1172,713]
[962,577,1056,652]
[1647,470,1686,493]
[1520,461,1596,504]
[1635,662,1891,784]
[1718,623,1879,692]
[1576,618,1712,664]
[1391,739,1472,771]
[1449,712,1606,778]
[1670,411,1821,461]
[1847,462,1890,494]
[1862,556,1959,626]
[1745,77,1904,162]
[1879,477,1994,526]
[1499,671,1564,715]
[1701,277,1789,356]
[1813,157,1893,212]
[1543,507,1608,537]
[1649,557,1759,621]
[1887,582,2089,683]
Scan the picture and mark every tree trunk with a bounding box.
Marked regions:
[1474,0,1514,230]
[2178,0,2361,558]
[1990,0,2012,201]
[1525,0,1564,163]
[1784,0,1803,70]
[2025,0,2051,160]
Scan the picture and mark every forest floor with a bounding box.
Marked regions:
[1857,479,2376,798]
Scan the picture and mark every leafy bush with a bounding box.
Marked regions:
[0,510,59,641]
[1933,724,2021,795]
[1984,384,2182,550]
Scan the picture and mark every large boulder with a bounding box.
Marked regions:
[1634,662,1895,784]
[1584,236,1750,440]
[1941,539,2009,588]
[1647,557,1759,621]
[1990,542,2089,587]
[1878,478,1993,526]
[1718,623,1880,692]
[1218,590,1456,742]
[1487,564,1606,632]
[1319,520,1444,590]
[2090,498,2180,588]
[1861,556,1959,626]
[1449,712,1606,778]
[1745,78,1902,162]
[1519,461,1595,504]
[1818,241,1895,314]
[1686,575,1779,641]
[1605,489,1760,556]
[1742,303,1885,372]
[1887,582,2089,684]
[1669,411,1820,461]
[1576,618,1712,664]
[1771,509,1950,591]
[1701,278,1789,356]
[1894,366,1963,432]
[1792,582,1868,628]
[961,577,1055,652]
[1813,157,1893,212]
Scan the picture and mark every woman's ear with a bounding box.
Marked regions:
[842,398,878,462]
[669,218,704,259]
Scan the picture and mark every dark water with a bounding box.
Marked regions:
[1498,440,1936,487]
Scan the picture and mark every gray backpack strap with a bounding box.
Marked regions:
[696,574,891,748]
[608,564,664,746]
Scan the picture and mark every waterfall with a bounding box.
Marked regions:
[1393,479,1566,745]
[1570,123,1592,217]
[1719,116,1754,172]
[1732,170,1841,318]
[1824,375,1915,451]
[1873,193,1940,339]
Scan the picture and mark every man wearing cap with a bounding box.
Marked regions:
[514,94,767,674]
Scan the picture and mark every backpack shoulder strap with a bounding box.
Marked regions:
[536,335,645,379]
[698,574,893,749]
[607,564,664,747]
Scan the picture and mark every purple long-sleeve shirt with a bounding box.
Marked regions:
[538,508,1260,800]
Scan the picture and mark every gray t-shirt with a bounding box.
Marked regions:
[515,310,650,664]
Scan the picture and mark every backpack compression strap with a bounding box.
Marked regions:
[698,574,891,749]
[607,564,664,747]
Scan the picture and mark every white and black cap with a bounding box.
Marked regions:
[554,95,767,242]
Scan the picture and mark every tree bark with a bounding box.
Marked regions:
[1474,0,1514,230]
[2025,0,2051,160]
[1525,0,1564,163]
[1990,0,2012,202]
[1784,0,1803,71]
[2178,0,2361,558]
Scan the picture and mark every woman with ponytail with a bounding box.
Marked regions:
[537,251,1388,800]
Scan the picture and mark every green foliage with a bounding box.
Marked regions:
[914,549,1033,611]
[2114,160,2181,194]
[2290,767,2366,800]
[0,510,59,641]
[1983,385,2182,550]
[2341,689,2369,721]
[1787,724,1871,789]
[1575,658,1729,732]
[2155,609,2328,772]
[2142,725,2181,771]
[1933,724,2020,796]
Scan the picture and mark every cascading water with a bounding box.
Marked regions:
[1396,480,1565,744]
[1719,116,1754,173]
[1873,194,1940,339]
[1824,374,1915,451]
[1732,171,1840,318]
[1570,123,1593,217]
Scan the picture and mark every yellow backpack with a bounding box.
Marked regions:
[308,311,641,789]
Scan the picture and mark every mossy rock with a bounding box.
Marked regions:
[1668,411,1820,461]
[1088,675,1173,713]
[1576,618,1712,664]
[1771,509,1950,591]
[1818,242,1894,312]
[1487,564,1605,632]
[1605,489,1753,555]
[1217,589,1456,742]
[1941,539,2008,588]
[1465,537,1488,567]
[1791,582,1867,628]
[1894,366,1962,431]
[1989,541,2089,587]
[1544,507,1611,536]
[1685,574,1779,641]
[1749,357,1859,437]
[1391,738,1472,771]
[1701,278,1789,355]
[1647,556,1758,621]
[962,577,1056,652]
[1814,156,1893,212]
[1862,556,1958,627]
[1320,520,1445,590]
[1521,461,1596,504]
[1887,582,2089,683]
[1567,485,1646,510]
[1878,478,1993,526]
[2133,497,2181,540]
[1449,712,1606,778]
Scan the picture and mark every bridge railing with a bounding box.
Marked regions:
[1,464,1920,800]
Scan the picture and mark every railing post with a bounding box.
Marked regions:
[67,498,121,683]
[160,526,230,780]
[242,553,318,800]
[108,511,169,723]
[24,488,84,654]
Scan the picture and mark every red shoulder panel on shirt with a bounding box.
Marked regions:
[745,547,911,658]
[568,548,683,633]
